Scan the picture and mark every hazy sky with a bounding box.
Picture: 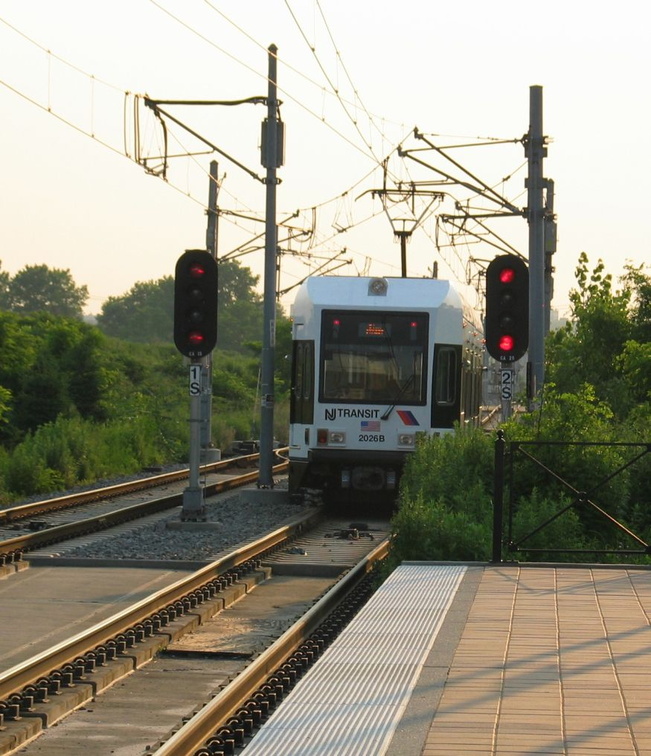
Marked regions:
[1,1,648,317]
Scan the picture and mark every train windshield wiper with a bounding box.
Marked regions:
[381,373,416,421]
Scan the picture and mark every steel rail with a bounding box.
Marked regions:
[0,506,320,703]
[154,537,391,756]
[0,449,288,526]
[0,461,288,558]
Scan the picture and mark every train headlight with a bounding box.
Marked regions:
[398,433,415,447]
[329,431,346,445]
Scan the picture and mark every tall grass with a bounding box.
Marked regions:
[0,398,291,504]
[0,414,182,501]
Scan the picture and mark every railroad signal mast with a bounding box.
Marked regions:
[174,249,219,519]
[485,254,529,419]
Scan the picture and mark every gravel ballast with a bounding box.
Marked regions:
[60,486,315,562]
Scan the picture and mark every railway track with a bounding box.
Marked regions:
[0,510,390,756]
[0,450,289,565]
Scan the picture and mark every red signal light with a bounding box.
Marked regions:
[499,267,516,284]
[499,334,515,352]
[189,263,207,278]
[188,331,205,346]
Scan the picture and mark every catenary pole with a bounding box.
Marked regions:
[258,45,279,487]
[201,161,220,460]
[544,178,556,333]
[526,85,546,402]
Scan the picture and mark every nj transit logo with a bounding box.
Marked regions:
[397,410,419,426]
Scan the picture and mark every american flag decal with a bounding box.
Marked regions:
[361,420,381,431]
[397,410,419,426]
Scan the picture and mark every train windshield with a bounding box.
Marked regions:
[320,310,428,404]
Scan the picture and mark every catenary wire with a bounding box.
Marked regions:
[0,8,513,292]
[283,0,383,164]
[149,0,381,164]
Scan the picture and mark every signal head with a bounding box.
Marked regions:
[173,250,218,359]
[485,254,529,362]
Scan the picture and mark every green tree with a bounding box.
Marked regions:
[0,385,10,428]
[622,263,651,343]
[547,253,634,417]
[12,354,69,430]
[0,311,39,388]
[0,262,10,310]
[5,264,88,318]
[617,341,651,404]
[51,323,108,420]
[97,277,174,343]
[0,311,41,441]
[0,312,109,441]
[216,260,264,352]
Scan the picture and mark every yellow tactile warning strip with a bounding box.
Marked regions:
[422,565,651,756]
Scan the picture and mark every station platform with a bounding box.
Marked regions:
[243,562,651,755]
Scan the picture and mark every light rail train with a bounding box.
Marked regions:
[288,275,484,499]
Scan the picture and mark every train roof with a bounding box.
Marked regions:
[291,275,462,314]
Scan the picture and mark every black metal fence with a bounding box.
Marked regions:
[492,430,651,562]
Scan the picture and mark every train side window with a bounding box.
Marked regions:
[432,344,461,429]
[291,340,314,424]
[295,343,305,394]
[435,347,458,406]
[303,341,313,401]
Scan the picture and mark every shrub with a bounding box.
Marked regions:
[399,425,494,508]
[387,488,492,568]
[385,427,494,572]
[502,385,639,549]
[509,489,588,560]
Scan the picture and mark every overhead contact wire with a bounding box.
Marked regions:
[283,0,382,164]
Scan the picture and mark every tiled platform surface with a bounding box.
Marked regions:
[420,564,651,755]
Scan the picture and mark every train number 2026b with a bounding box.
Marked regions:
[358,433,385,443]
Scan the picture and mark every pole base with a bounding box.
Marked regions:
[181,486,206,521]
[201,447,221,464]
